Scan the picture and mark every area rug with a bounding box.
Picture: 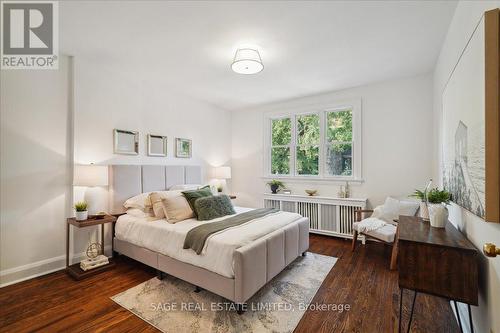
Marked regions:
[111,252,337,333]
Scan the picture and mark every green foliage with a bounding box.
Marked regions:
[297,114,320,145]
[297,146,319,175]
[427,188,451,204]
[74,201,88,212]
[270,110,353,176]
[410,189,426,201]
[327,111,352,142]
[271,118,291,146]
[267,179,285,188]
[271,147,290,174]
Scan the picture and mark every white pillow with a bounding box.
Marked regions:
[123,192,152,210]
[169,184,201,191]
[379,197,419,222]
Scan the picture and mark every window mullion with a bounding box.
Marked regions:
[319,111,325,178]
[292,114,297,176]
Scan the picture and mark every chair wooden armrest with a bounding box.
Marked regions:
[354,209,374,222]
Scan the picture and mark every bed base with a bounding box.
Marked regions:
[114,217,309,306]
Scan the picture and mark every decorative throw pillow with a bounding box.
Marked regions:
[149,192,166,219]
[124,192,153,211]
[161,194,194,223]
[194,195,236,221]
[182,186,213,216]
[379,197,420,222]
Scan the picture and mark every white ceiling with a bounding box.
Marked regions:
[61,1,457,111]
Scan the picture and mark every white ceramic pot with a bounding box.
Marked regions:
[419,202,430,221]
[75,210,88,221]
[428,204,448,228]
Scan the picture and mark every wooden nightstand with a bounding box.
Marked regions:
[66,214,116,280]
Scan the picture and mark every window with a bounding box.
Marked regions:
[296,114,320,175]
[326,110,352,176]
[266,100,361,180]
[271,117,291,175]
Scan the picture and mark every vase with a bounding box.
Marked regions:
[428,204,448,228]
[419,202,430,221]
[270,184,279,194]
[76,210,88,221]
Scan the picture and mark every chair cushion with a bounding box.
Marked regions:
[353,219,397,243]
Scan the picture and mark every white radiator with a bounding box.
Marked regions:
[263,193,367,240]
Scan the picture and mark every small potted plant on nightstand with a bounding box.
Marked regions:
[267,179,285,194]
[75,201,88,221]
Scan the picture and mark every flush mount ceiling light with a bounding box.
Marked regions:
[231,48,264,74]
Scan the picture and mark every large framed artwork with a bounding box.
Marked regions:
[442,9,499,223]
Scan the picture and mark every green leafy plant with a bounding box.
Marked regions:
[267,179,285,188]
[409,189,426,202]
[427,188,451,204]
[74,201,88,212]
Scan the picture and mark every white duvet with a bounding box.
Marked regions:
[115,207,302,278]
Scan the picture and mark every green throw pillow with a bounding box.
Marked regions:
[194,195,236,221]
[182,186,213,216]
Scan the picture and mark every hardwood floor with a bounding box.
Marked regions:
[0,235,459,333]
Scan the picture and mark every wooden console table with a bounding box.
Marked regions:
[397,216,478,333]
[66,215,116,280]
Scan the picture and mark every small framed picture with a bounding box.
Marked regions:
[175,138,192,158]
[282,189,292,194]
[147,134,167,157]
[114,129,139,155]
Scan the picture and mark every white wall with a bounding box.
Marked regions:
[71,57,233,255]
[0,55,233,287]
[73,57,232,171]
[231,74,434,209]
[0,57,72,286]
[433,2,500,333]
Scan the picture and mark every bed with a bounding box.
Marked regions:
[110,165,309,309]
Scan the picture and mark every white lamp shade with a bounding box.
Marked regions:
[231,48,263,74]
[74,165,109,186]
[214,166,231,179]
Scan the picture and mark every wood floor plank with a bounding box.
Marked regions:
[0,235,459,333]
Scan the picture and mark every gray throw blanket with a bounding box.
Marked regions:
[183,208,279,254]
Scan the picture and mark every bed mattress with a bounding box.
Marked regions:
[115,207,302,278]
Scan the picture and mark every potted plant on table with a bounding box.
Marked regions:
[410,189,430,221]
[426,188,451,228]
[267,180,285,194]
[75,201,88,221]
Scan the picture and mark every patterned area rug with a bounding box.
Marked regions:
[111,252,337,333]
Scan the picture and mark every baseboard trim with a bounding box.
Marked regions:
[0,245,112,287]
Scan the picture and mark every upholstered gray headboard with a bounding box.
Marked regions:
[109,165,202,214]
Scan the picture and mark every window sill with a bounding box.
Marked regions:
[261,176,364,185]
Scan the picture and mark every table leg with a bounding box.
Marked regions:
[398,288,403,333]
[468,304,474,333]
[406,291,417,333]
[111,222,115,258]
[66,223,70,268]
[454,300,464,333]
[101,223,105,256]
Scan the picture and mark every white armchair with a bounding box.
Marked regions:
[351,197,419,270]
